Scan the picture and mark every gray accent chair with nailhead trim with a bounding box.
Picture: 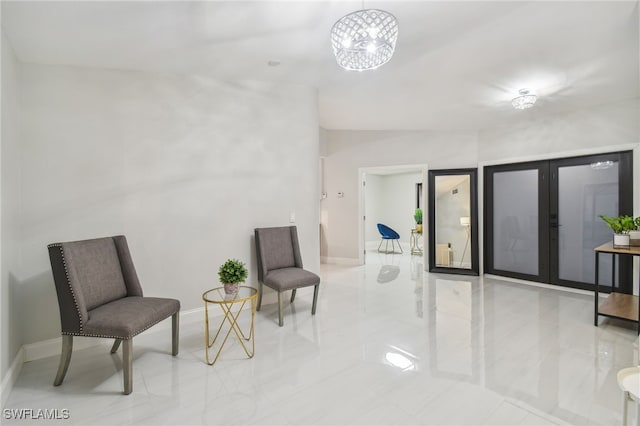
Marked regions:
[47,235,180,395]
[254,226,320,326]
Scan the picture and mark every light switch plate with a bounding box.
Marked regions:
[289,212,296,223]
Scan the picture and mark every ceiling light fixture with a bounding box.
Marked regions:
[330,8,399,71]
[590,160,615,170]
[511,89,537,110]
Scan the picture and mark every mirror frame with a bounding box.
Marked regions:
[428,168,479,276]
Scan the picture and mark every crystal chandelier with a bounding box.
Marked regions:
[330,9,399,71]
[511,89,537,110]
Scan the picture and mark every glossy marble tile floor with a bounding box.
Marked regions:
[4,252,640,425]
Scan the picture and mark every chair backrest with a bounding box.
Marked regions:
[254,226,303,281]
[48,235,143,334]
[377,223,400,239]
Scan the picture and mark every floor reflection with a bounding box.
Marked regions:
[5,252,638,426]
[421,270,639,425]
[377,265,400,283]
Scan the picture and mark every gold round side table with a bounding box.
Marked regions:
[202,286,257,365]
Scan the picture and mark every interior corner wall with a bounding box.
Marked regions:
[1,31,22,384]
[322,130,478,261]
[17,63,320,346]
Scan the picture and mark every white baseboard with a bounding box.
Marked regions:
[321,256,361,265]
[22,307,204,363]
[1,306,205,406]
[1,347,24,409]
[484,274,593,296]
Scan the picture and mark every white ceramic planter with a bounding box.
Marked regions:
[629,230,640,247]
[613,233,630,248]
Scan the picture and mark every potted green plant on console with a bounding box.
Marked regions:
[218,258,248,294]
[599,215,637,248]
[414,208,423,234]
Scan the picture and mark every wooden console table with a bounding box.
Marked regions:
[594,242,640,335]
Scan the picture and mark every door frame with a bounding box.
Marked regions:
[548,151,634,292]
[483,151,634,292]
[358,164,429,266]
[483,160,550,283]
[428,168,479,276]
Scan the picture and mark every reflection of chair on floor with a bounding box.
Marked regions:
[377,265,400,283]
[377,223,403,254]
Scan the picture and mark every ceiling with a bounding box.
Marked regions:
[2,1,639,131]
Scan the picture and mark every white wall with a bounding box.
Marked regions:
[321,130,478,261]
[365,172,421,247]
[364,174,383,245]
[477,99,640,164]
[1,31,22,386]
[15,63,320,346]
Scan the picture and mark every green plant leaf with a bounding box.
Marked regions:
[599,215,637,234]
[218,258,248,284]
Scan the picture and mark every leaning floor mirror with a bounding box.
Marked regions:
[428,169,479,276]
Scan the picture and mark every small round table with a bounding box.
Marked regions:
[617,366,640,426]
[202,286,257,365]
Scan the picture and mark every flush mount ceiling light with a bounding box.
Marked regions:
[511,89,537,110]
[330,9,399,71]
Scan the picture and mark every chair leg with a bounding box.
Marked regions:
[172,312,179,356]
[123,339,132,395]
[53,335,73,386]
[257,281,263,311]
[312,285,319,315]
[396,239,403,254]
[278,292,284,327]
[290,289,297,303]
[110,339,122,354]
[378,238,384,253]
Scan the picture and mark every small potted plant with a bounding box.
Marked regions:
[218,258,248,294]
[414,208,423,234]
[599,215,637,248]
[630,216,640,246]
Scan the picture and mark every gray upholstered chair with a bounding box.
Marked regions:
[47,235,180,395]
[254,226,320,326]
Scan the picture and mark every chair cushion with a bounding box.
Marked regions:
[84,296,180,339]
[264,267,320,291]
[64,237,128,311]
[259,228,296,270]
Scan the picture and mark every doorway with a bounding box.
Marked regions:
[484,151,633,292]
[359,166,427,264]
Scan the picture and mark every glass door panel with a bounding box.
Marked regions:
[493,169,540,276]
[556,163,618,286]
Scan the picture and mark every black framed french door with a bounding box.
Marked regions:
[484,151,633,292]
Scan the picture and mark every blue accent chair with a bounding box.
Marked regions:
[377,223,403,254]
